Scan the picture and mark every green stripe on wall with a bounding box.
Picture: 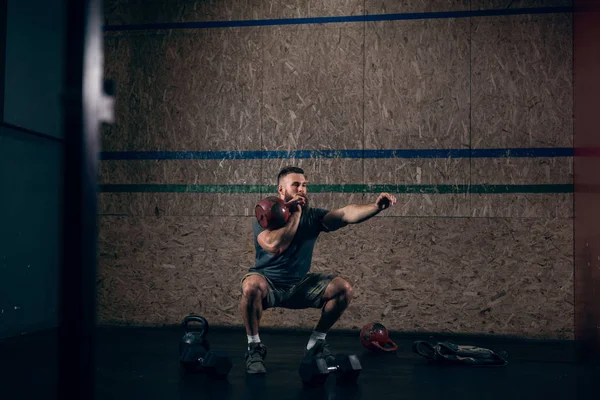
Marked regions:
[99,184,573,194]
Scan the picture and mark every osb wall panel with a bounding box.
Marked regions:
[98,5,575,339]
[259,20,366,218]
[472,157,573,185]
[98,159,369,217]
[97,156,574,219]
[331,217,573,339]
[104,0,569,27]
[97,216,573,339]
[97,216,255,325]
[383,194,470,217]
[472,0,572,10]
[99,193,262,217]
[102,28,262,152]
[471,193,572,218]
[104,0,266,25]
[101,36,131,154]
[471,157,573,217]
[305,194,369,215]
[364,18,470,149]
[310,0,364,16]
[366,158,469,185]
[471,13,573,148]
[99,160,261,185]
[105,0,572,26]
[262,24,363,151]
[99,158,262,217]
[104,0,364,25]
[360,194,573,219]
[364,158,471,217]
[261,93,363,151]
[260,159,363,185]
[365,0,469,14]
[99,193,136,216]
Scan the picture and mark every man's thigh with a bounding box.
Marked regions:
[276,273,337,310]
[240,272,277,309]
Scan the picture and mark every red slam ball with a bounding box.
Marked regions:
[255,196,290,230]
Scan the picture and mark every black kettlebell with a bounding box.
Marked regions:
[179,314,210,367]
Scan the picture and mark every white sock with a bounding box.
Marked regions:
[247,334,260,349]
[306,331,327,350]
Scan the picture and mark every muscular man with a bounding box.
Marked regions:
[240,166,396,374]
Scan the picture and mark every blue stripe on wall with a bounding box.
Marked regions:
[99,148,573,161]
[103,6,573,32]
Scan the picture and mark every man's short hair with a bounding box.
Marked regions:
[277,166,305,185]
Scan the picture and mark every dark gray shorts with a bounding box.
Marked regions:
[240,272,336,310]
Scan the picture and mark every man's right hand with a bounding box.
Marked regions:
[284,194,306,213]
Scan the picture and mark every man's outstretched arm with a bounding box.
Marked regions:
[322,193,397,232]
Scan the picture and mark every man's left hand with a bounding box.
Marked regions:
[375,193,397,210]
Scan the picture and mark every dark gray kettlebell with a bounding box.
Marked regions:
[179,314,210,369]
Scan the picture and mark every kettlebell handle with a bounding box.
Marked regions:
[370,338,398,352]
[182,314,208,337]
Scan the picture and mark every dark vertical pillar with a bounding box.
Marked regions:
[0,0,7,123]
[59,0,113,397]
[573,0,600,361]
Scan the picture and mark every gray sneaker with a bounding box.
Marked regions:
[304,339,335,366]
[245,342,267,374]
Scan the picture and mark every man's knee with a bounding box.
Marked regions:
[327,277,354,301]
[340,279,354,301]
[242,275,268,299]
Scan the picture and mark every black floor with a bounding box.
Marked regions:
[0,326,597,399]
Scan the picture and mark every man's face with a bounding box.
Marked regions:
[279,173,309,207]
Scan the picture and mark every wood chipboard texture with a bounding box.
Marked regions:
[364,18,470,150]
[471,13,573,149]
[98,2,575,338]
[98,216,573,339]
[365,0,470,14]
[102,28,263,152]
[471,0,572,10]
[104,0,365,25]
